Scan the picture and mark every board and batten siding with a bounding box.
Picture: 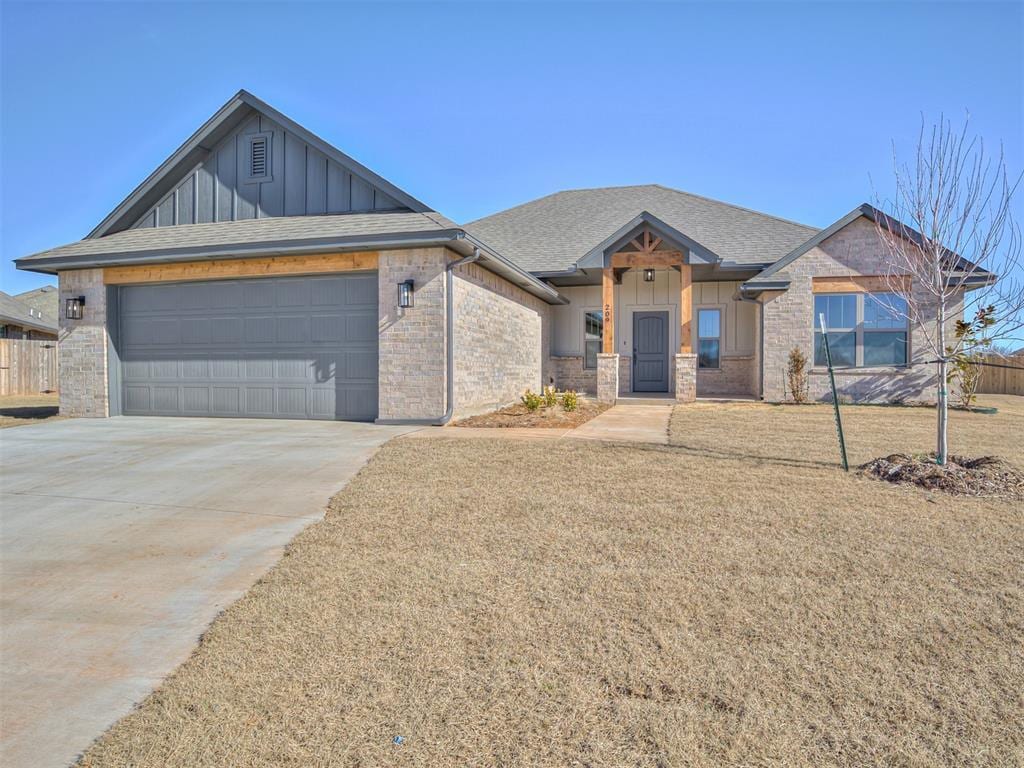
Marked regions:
[551,276,756,358]
[131,111,404,230]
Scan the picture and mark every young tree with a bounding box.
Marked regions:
[873,117,1022,464]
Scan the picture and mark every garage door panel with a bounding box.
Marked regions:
[276,316,309,343]
[182,387,210,412]
[246,388,275,415]
[119,274,378,420]
[244,317,275,344]
[243,281,275,308]
[275,280,311,307]
[211,318,243,344]
[180,318,211,344]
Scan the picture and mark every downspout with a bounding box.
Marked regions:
[737,289,764,400]
[380,247,482,426]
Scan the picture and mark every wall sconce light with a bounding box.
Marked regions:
[397,279,414,309]
[65,296,86,320]
[643,268,656,282]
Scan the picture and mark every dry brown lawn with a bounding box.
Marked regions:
[80,396,1023,767]
[0,393,61,428]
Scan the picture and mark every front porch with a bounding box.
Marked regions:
[546,215,761,403]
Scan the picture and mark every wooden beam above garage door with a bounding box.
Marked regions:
[103,251,379,285]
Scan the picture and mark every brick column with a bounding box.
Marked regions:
[597,353,619,403]
[675,353,697,403]
[58,268,109,417]
[377,248,448,421]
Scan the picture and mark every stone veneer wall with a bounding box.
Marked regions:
[549,356,597,395]
[451,259,548,418]
[760,217,954,404]
[377,248,448,421]
[596,353,619,402]
[697,355,755,397]
[58,268,109,417]
[675,353,697,402]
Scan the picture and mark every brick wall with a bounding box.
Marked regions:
[452,259,548,418]
[549,356,596,394]
[761,216,954,404]
[377,248,448,421]
[58,268,108,417]
[697,355,755,397]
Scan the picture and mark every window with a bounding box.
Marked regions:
[697,308,721,369]
[584,310,603,369]
[245,133,272,183]
[813,292,908,368]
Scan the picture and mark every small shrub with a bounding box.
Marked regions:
[561,390,579,412]
[949,352,983,410]
[521,389,543,411]
[786,347,809,404]
[543,385,558,408]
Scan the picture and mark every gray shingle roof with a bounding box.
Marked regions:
[0,290,58,334]
[14,285,59,327]
[16,211,460,270]
[465,184,819,273]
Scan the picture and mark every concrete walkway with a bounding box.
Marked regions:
[0,416,412,768]
[568,400,673,444]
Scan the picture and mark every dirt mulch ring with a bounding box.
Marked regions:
[860,453,1024,500]
[454,398,609,428]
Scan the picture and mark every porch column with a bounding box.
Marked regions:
[602,267,615,353]
[679,263,692,353]
[598,267,619,403]
[676,263,696,402]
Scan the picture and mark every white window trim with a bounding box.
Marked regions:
[813,292,910,369]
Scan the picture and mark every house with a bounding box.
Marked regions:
[0,287,58,340]
[15,91,974,422]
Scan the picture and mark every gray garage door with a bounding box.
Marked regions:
[118,273,378,421]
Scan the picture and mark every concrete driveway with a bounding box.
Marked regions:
[0,416,412,768]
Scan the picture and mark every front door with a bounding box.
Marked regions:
[632,311,669,392]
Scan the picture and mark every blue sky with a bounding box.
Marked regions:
[2,1,1021,295]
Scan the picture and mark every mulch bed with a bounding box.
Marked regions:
[859,453,1024,499]
[454,398,609,429]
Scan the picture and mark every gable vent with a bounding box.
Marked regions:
[245,133,272,183]
[251,137,267,175]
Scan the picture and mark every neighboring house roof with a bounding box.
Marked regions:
[14,285,59,327]
[0,290,58,335]
[465,184,818,273]
[88,90,430,238]
[743,203,995,293]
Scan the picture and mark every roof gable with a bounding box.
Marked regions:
[576,211,720,268]
[89,90,429,238]
[743,203,994,293]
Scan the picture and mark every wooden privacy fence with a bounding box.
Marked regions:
[0,339,59,396]
[975,356,1024,397]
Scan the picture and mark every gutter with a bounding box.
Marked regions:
[377,248,482,427]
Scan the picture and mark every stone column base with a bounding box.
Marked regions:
[597,353,619,403]
[675,353,697,403]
